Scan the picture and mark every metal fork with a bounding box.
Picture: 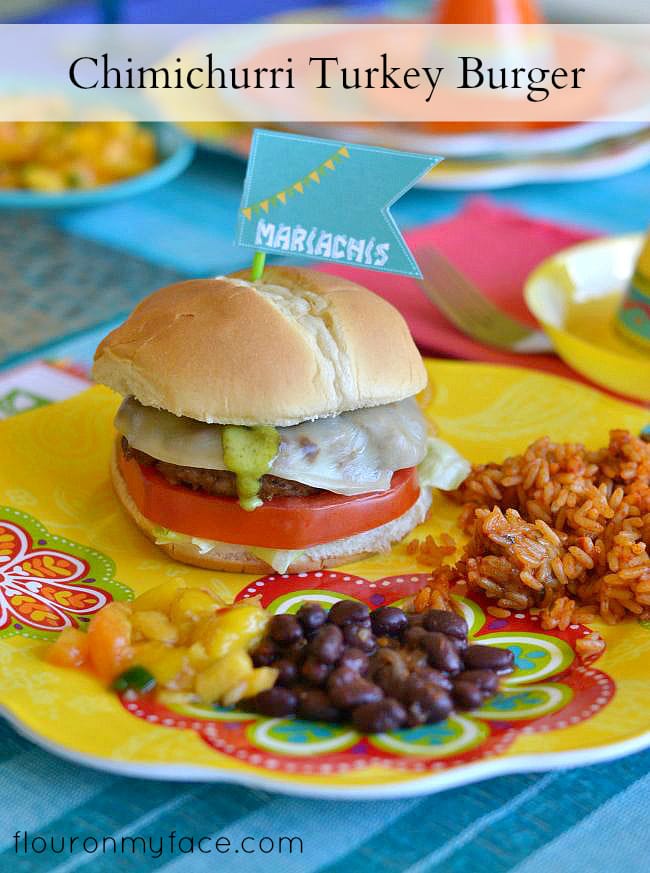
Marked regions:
[417,246,554,354]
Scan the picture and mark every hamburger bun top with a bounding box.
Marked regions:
[93,265,427,426]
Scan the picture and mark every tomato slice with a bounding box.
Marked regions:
[119,451,420,550]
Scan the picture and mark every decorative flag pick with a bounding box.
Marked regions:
[238,129,442,280]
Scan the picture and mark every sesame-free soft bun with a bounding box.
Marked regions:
[92,266,427,426]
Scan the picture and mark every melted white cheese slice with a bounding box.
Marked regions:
[115,396,430,496]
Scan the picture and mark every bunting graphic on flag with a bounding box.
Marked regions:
[240,145,350,222]
[237,129,442,278]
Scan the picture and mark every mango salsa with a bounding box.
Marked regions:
[45,580,277,708]
[0,121,157,192]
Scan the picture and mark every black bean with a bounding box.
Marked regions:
[352,699,407,733]
[327,668,384,709]
[403,626,429,648]
[326,665,357,686]
[401,647,428,671]
[405,702,428,727]
[301,657,332,686]
[269,614,303,645]
[249,687,297,717]
[342,623,377,654]
[406,687,453,726]
[411,666,453,692]
[400,673,452,709]
[400,674,429,704]
[308,624,344,663]
[370,648,408,687]
[459,669,499,694]
[424,690,454,723]
[423,632,462,674]
[339,647,369,674]
[251,638,277,667]
[407,612,426,627]
[274,658,298,686]
[372,665,402,698]
[376,636,401,650]
[329,599,370,626]
[371,606,408,637]
[422,609,468,640]
[335,680,384,710]
[284,638,308,662]
[296,602,327,633]
[297,689,341,722]
[464,644,515,673]
[372,646,408,672]
[452,680,485,711]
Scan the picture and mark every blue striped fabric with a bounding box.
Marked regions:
[3,149,650,872]
[3,715,650,872]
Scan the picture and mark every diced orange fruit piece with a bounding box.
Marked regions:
[243,666,279,698]
[169,588,218,626]
[132,642,192,689]
[222,666,278,707]
[46,627,89,669]
[131,610,178,644]
[87,602,133,683]
[157,649,192,689]
[197,604,269,659]
[194,650,253,703]
[188,641,210,670]
[130,640,167,671]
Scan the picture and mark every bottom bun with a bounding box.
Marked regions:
[111,445,432,574]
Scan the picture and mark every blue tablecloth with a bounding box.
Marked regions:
[3,147,650,872]
[54,151,650,277]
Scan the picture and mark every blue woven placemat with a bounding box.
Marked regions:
[0,216,184,368]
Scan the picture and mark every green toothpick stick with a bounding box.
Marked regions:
[250,251,266,281]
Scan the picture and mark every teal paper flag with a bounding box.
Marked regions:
[237,129,442,279]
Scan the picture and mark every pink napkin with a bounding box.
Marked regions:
[315,197,597,383]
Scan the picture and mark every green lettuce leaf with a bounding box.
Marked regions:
[418,437,471,491]
[152,525,303,574]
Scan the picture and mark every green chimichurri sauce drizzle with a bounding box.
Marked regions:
[221,425,280,511]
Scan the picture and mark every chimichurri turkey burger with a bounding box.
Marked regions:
[93,266,469,574]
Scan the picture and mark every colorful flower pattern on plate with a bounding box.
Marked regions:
[122,571,614,777]
[0,507,132,640]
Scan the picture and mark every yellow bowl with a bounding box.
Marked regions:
[524,234,650,403]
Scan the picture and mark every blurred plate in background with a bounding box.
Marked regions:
[179,15,650,190]
[0,123,195,210]
[181,121,650,190]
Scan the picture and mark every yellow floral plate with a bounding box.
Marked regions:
[0,360,648,799]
